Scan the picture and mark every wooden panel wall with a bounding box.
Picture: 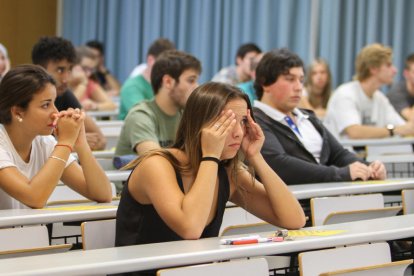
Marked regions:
[0,0,57,67]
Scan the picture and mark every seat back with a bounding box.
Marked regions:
[323,206,401,225]
[311,194,384,226]
[0,225,49,251]
[48,184,88,204]
[95,120,124,129]
[299,242,391,276]
[402,189,414,215]
[47,183,117,205]
[97,158,115,170]
[0,244,72,259]
[100,123,122,150]
[87,109,119,121]
[221,222,277,236]
[319,259,413,276]
[157,257,269,276]
[81,219,116,250]
[220,206,265,235]
[0,225,72,258]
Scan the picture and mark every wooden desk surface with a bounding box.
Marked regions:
[1,214,414,275]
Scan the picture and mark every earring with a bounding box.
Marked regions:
[16,116,23,123]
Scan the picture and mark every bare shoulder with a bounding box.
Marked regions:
[132,149,188,178]
[129,153,176,194]
[128,153,179,203]
[134,154,175,177]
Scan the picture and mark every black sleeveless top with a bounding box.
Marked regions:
[115,163,230,247]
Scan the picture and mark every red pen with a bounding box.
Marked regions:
[220,235,260,245]
[230,237,283,245]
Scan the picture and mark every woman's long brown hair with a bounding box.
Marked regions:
[305,58,332,109]
[123,82,254,182]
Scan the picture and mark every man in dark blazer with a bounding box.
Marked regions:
[252,48,386,184]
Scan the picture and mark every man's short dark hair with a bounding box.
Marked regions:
[254,48,304,100]
[151,50,201,94]
[86,40,105,55]
[147,38,175,58]
[235,43,262,63]
[32,36,76,67]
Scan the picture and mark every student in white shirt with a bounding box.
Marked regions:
[0,65,112,209]
[325,43,414,139]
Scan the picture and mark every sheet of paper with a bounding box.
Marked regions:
[287,230,347,237]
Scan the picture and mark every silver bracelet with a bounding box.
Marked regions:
[49,155,67,164]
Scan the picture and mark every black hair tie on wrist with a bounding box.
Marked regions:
[201,156,220,164]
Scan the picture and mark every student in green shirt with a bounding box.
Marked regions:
[119,38,175,120]
[115,50,201,156]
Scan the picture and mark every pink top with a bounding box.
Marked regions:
[81,79,98,101]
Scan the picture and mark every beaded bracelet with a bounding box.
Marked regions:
[201,156,220,164]
[49,155,67,164]
[55,144,73,152]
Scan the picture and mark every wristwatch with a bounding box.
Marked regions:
[386,124,395,137]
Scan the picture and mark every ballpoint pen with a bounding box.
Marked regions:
[220,235,260,245]
[220,236,284,245]
[230,237,283,245]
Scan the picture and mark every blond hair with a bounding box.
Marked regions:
[355,43,392,81]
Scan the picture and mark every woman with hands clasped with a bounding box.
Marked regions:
[0,65,112,209]
[116,82,305,249]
